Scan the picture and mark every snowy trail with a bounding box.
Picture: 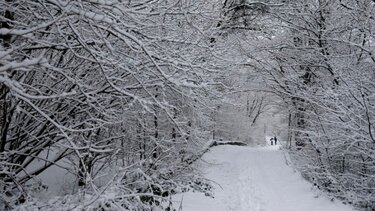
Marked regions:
[174,145,355,211]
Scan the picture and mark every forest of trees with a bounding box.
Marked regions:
[261,1,375,209]
[0,0,374,210]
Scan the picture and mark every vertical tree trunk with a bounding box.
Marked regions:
[78,155,92,187]
[138,120,144,160]
[153,88,159,160]
[287,113,292,149]
[153,114,158,159]
[171,108,177,142]
[186,120,191,141]
[0,90,9,153]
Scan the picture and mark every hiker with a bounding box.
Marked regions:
[274,136,278,145]
[270,137,274,146]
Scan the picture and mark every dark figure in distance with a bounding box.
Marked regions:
[270,137,274,145]
[274,136,277,145]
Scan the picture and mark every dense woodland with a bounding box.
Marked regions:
[0,0,374,210]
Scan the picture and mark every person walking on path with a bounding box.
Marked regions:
[274,136,277,145]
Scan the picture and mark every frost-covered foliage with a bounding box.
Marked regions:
[252,0,375,209]
[0,0,225,209]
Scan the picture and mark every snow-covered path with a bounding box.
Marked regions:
[174,145,355,211]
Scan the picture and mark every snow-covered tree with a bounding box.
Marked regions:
[255,0,375,209]
[0,0,227,209]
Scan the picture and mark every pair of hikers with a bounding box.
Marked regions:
[270,136,278,145]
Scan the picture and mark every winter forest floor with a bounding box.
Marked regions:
[173,145,355,211]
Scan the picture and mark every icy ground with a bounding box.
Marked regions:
[174,145,355,211]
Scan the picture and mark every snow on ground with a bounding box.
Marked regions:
[173,145,355,211]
